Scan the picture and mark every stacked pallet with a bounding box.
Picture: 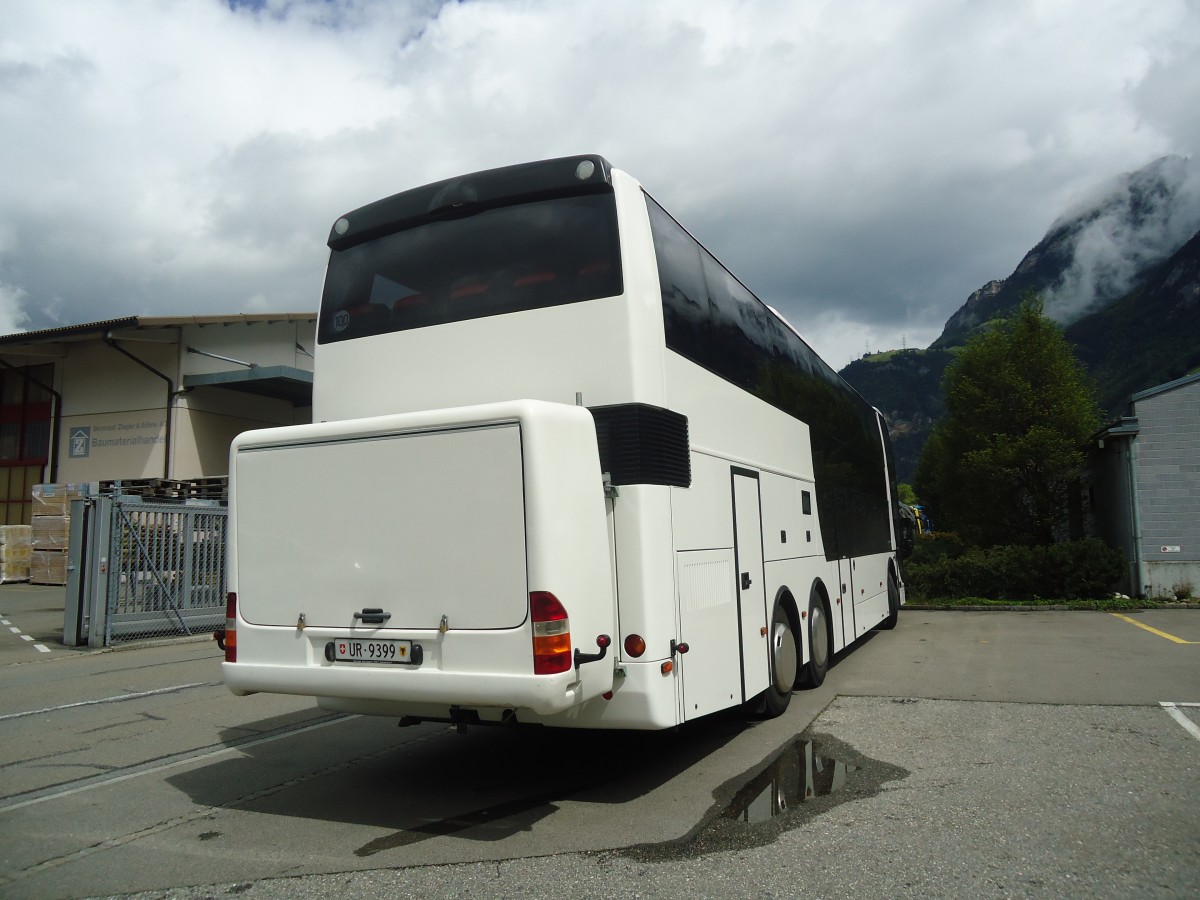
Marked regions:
[99,477,228,503]
[30,484,86,586]
[0,525,32,583]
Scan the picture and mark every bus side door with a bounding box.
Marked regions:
[732,470,769,701]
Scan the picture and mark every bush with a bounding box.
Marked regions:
[1043,539,1128,600]
[905,538,1124,601]
[910,531,967,563]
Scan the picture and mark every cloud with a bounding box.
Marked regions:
[0,280,31,336]
[1042,156,1200,322]
[1,0,1198,368]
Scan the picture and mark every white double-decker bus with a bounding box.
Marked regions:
[222,155,906,730]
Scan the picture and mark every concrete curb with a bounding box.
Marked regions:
[905,602,1200,612]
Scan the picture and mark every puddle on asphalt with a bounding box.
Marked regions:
[353,729,906,861]
[721,739,860,824]
[624,732,908,861]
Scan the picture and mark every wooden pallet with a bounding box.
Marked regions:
[100,477,229,503]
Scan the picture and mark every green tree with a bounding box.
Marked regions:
[914,295,1100,547]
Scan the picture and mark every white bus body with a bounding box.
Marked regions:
[222,156,905,730]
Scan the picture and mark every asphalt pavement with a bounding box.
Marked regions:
[0,586,1196,899]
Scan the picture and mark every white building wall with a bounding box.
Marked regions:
[51,320,314,484]
[59,340,173,481]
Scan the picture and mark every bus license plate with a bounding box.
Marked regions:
[333,638,412,664]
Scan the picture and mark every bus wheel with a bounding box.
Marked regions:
[878,570,900,630]
[762,600,797,717]
[799,592,829,688]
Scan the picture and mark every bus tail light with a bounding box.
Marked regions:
[224,592,237,663]
[530,591,572,675]
[623,634,646,658]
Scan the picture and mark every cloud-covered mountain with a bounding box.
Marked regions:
[931,155,1200,348]
[844,156,1200,483]
[1066,227,1200,407]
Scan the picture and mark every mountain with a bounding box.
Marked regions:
[1065,228,1200,407]
[843,156,1200,483]
[840,349,954,484]
[933,155,1200,348]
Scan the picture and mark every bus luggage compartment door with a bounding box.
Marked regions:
[677,548,741,720]
[234,422,530,632]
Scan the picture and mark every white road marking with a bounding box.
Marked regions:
[0,715,352,813]
[2,619,54,654]
[1160,702,1200,742]
[0,683,211,723]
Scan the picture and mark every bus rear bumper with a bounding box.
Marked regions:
[221,661,581,716]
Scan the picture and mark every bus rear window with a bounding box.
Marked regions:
[318,193,622,343]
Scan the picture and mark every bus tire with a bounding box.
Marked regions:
[761,598,798,717]
[878,570,900,630]
[799,591,830,688]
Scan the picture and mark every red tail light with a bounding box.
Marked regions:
[224,592,238,663]
[530,591,572,675]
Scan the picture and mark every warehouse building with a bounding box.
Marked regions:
[0,314,315,524]
[1089,372,1200,599]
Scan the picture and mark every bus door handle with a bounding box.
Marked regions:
[354,608,391,625]
[741,572,752,590]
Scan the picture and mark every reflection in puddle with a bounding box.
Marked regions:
[722,740,860,824]
[623,732,906,861]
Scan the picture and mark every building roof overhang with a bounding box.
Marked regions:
[1092,416,1141,448]
[183,365,314,406]
[0,313,318,405]
[0,313,317,349]
[1130,371,1200,404]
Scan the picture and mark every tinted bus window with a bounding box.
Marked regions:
[646,197,710,364]
[318,193,622,343]
[648,191,891,559]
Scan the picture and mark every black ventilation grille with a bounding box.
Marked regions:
[590,403,691,488]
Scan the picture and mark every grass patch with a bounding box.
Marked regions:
[907,596,1186,611]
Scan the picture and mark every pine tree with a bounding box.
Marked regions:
[914,295,1100,547]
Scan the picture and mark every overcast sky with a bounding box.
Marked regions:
[2,0,1198,368]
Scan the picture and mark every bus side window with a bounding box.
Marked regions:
[646,197,711,366]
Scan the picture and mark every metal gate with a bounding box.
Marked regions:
[65,495,227,646]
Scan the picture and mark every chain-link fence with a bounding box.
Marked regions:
[66,495,227,646]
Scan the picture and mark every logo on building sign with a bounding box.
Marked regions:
[69,427,91,459]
